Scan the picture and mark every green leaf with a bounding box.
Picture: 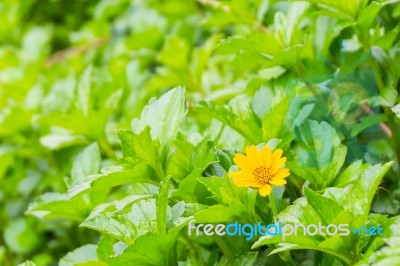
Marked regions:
[252,189,362,265]
[253,213,354,264]
[289,103,315,128]
[40,131,88,150]
[198,177,227,204]
[251,85,280,119]
[350,114,384,137]
[76,66,93,117]
[392,104,400,118]
[357,2,382,31]
[81,198,157,244]
[311,16,342,57]
[294,120,341,168]
[305,0,360,19]
[71,142,101,182]
[215,35,281,58]
[131,127,163,179]
[166,201,186,230]
[304,187,342,225]
[289,120,346,188]
[274,2,310,47]
[158,35,190,69]
[26,192,88,221]
[332,160,369,187]
[363,216,400,265]
[75,261,108,266]
[18,261,37,266]
[173,168,205,202]
[219,252,258,266]
[379,87,398,107]
[261,96,290,140]
[172,138,221,201]
[81,214,136,245]
[108,219,190,266]
[107,234,171,266]
[131,86,187,147]
[166,133,194,180]
[195,98,262,143]
[372,191,400,215]
[59,244,98,266]
[198,175,251,207]
[349,162,393,216]
[96,235,115,262]
[194,199,251,223]
[0,147,14,181]
[68,164,157,198]
[190,138,218,171]
[258,162,393,264]
[4,218,41,254]
[371,46,400,98]
[41,76,75,114]
[116,130,136,158]
[194,204,237,223]
[277,197,321,225]
[216,149,235,172]
[369,247,400,266]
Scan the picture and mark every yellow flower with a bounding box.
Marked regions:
[228,145,290,197]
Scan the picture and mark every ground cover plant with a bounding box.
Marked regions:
[1,0,400,265]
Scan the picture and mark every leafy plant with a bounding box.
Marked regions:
[1,0,400,265]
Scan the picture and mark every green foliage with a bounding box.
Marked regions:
[1,0,400,265]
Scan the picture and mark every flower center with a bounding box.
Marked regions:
[253,166,271,184]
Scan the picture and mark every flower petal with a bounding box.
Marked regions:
[271,149,283,162]
[229,171,260,187]
[233,153,253,171]
[228,171,254,179]
[228,171,254,180]
[271,169,290,180]
[269,178,287,185]
[270,157,286,174]
[258,184,272,197]
[261,145,272,168]
[245,145,260,167]
[228,171,256,181]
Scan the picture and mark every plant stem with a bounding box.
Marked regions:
[287,185,298,203]
[268,193,278,218]
[268,193,296,266]
[214,123,226,145]
[98,138,116,160]
[250,189,261,223]
[46,36,109,66]
[212,235,235,258]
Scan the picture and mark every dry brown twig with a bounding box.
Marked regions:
[45,36,109,66]
[361,103,392,138]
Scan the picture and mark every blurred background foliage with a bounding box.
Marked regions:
[1,0,400,265]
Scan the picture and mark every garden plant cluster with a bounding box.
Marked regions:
[1,0,400,265]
